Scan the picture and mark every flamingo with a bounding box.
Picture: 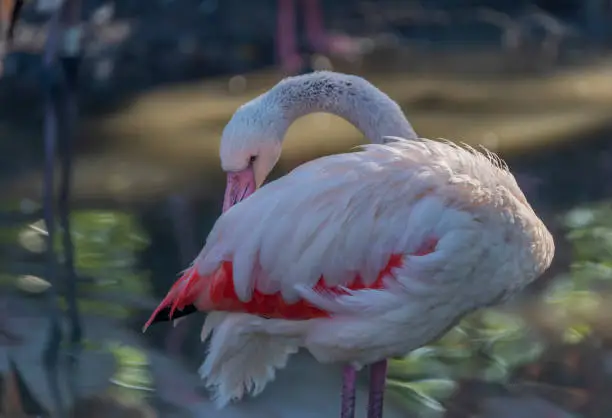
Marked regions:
[143,71,554,418]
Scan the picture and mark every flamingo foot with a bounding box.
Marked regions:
[341,365,357,418]
[367,360,387,418]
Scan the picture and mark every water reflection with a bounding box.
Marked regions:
[1,9,612,412]
[3,180,612,417]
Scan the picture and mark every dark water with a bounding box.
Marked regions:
[0,117,611,418]
[0,0,612,418]
[1,13,612,413]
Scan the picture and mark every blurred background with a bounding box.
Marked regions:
[0,0,612,417]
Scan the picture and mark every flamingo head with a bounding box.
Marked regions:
[219,99,284,212]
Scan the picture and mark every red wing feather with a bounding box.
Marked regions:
[144,239,437,330]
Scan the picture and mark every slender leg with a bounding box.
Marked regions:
[41,11,66,415]
[367,360,388,418]
[59,35,83,360]
[59,26,84,407]
[303,0,361,62]
[276,0,302,73]
[5,0,24,42]
[341,365,357,418]
[303,0,326,52]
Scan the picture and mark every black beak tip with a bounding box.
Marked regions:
[146,304,198,327]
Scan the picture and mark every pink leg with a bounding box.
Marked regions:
[341,365,357,418]
[303,0,326,52]
[367,360,387,418]
[302,0,362,61]
[276,0,302,73]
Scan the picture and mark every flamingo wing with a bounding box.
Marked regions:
[145,139,551,328]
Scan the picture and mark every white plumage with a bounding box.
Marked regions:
[193,138,553,406]
[145,71,554,414]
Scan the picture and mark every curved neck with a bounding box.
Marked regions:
[264,71,417,144]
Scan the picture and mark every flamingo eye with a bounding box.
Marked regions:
[249,155,257,164]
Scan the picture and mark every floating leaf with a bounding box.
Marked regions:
[107,341,154,404]
[388,378,458,418]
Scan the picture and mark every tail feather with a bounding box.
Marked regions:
[143,266,206,332]
[199,312,299,408]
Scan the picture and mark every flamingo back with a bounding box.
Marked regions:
[189,138,553,315]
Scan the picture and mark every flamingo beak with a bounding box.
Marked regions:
[222,167,256,212]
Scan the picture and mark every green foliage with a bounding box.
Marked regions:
[538,202,612,343]
[107,341,154,404]
[563,205,612,267]
[2,208,152,319]
[59,211,150,294]
[58,210,152,318]
[388,309,543,416]
[0,200,31,245]
[1,205,157,402]
[388,378,457,418]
